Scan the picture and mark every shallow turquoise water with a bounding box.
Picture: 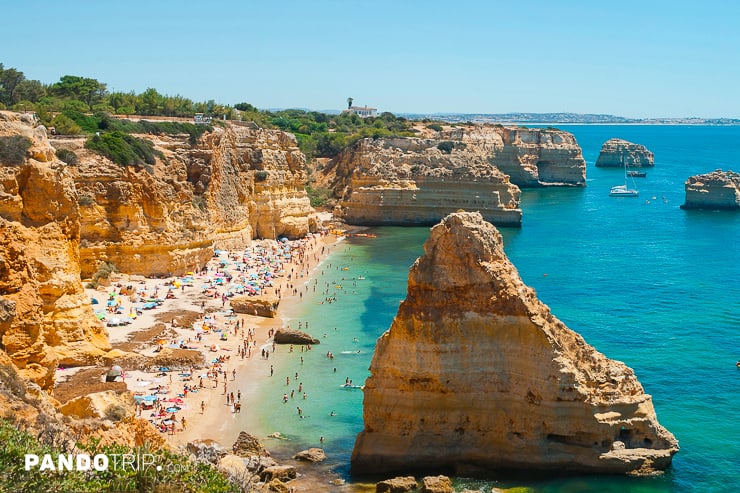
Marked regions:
[234,126,740,492]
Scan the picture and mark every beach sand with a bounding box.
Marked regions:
[69,231,350,490]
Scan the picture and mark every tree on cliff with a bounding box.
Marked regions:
[50,75,108,111]
[0,64,27,106]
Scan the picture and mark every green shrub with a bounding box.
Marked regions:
[55,148,78,165]
[108,119,211,145]
[87,261,117,288]
[192,195,206,211]
[437,141,455,154]
[85,131,161,167]
[254,170,268,182]
[51,114,83,135]
[0,135,31,165]
[306,185,333,208]
[78,194,95,206]
[104,404,128,421]
[426,123,443,132]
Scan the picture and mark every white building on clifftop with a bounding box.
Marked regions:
[343,102,377,118]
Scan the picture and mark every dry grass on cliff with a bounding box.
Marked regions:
[53,368,128,404]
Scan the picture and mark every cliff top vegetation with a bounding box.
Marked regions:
[0,62,424,162]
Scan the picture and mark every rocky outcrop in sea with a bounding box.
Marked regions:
[681,169,740,210]
[595,138,654,168]
[351,211,678,476]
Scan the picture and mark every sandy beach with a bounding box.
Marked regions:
[73,231,341,458]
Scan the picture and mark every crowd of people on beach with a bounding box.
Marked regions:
[112,232,333,438]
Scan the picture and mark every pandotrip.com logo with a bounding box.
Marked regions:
[24,452,188,473]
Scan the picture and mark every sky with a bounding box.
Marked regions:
[2,0,739,118]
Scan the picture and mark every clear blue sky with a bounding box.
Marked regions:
[3,0,739,118]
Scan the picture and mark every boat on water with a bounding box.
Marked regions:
[627,170,647,177]
[610,156,639,197]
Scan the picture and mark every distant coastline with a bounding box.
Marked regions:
[399,112,740,126]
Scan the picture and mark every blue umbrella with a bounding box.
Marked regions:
[143,395,158,402]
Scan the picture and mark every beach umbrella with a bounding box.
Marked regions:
[107,300,116,306]
[91,298,99,305]
[166,407,179,413]
[144,395,158,402]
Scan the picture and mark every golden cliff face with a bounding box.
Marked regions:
[595,138,655,168]
[64,122,316,277]
[324,125,585,228]
[681,169,740,210]
[327,136,523,227]
[441,125,587,187]
[0,112,110,389]
[351,212,678,476]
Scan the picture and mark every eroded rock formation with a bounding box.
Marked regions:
[323,125,585,227]
[0,112,110,389]
[326,137,522,227]
[681,169,740,210]
[352,212,678,476]
[57,121,317,277]
[595,138,655,168]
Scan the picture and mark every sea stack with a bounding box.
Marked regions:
[681,169,740,210]
[351,212,678,476]
[595,138,654,167]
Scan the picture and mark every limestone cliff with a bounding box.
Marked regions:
[352,212,678,476]
[0,112,110,389]
[327,136,522,227]
[59,121,317,277]
[680,169,740,210]
[595,138,654,168]
[451,125,587,187]
[323,125,585,227]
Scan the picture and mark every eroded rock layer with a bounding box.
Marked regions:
[595,138,654,168]
[328,137,523,227]
[352,212,678,476]
[61,122,317,277]
[0,112,110,389]
[325,126,585,227]
[681,169,740,210]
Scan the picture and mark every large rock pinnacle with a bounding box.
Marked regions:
[351,211,678,477]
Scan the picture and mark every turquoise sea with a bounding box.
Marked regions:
[230,125,740,492]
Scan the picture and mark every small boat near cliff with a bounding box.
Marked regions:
[627,170,647,177]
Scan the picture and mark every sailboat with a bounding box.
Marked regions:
[609,155,639,197]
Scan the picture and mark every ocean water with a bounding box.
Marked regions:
[231,125,740,492]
